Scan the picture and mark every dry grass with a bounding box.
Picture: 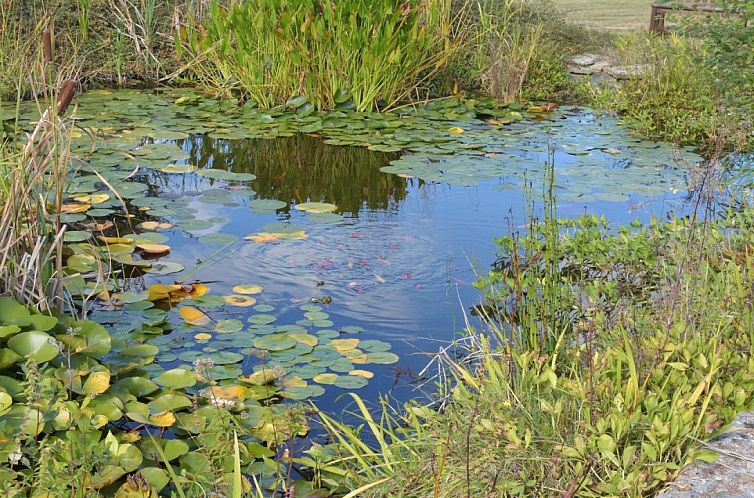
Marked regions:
[553,0,653,32]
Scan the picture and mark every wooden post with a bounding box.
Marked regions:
[649,5,667,34]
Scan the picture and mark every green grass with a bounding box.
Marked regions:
[553,0,652,32]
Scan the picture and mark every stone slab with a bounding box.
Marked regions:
[658,412,754,498]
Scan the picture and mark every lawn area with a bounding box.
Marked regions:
[553,0,653,31]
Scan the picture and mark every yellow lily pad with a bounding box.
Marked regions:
[223,295,256,307]
[313,373,338,385]
[330,338,360,352]
[232,284,263,295]
[348,369,374,379]
[179,306,210,326]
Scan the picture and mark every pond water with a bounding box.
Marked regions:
[32,89,705,414]
[119,133,693,410]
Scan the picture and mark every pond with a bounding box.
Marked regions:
[39,89,703,413]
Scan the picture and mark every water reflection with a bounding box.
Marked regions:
[176,134,408,214]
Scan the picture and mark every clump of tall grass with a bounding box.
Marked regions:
[432,0,603,102]
[176,0,453,111]
[0,33,78,312]
[0,1,46,100]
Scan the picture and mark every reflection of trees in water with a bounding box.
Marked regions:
[177,134,409,214]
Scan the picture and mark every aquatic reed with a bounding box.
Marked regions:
[177,0,454,111]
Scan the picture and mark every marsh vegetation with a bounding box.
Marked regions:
[0,0,752,496]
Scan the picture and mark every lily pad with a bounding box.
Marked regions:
[249,199,287,211]
[154,368,197,389]
[8,331,60,363]
[253,334,296,351]
[295,202,337,214]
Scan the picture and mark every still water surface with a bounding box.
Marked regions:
[112,126,692,410]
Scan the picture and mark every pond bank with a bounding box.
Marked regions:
[658,411,754,498]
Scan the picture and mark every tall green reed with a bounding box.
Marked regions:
[177,0,453,111]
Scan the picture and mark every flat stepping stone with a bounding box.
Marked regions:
[657,412,754,498]
[604,64,651,80]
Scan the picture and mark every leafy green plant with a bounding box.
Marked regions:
[431,0,598,102]
[177,0,453,111]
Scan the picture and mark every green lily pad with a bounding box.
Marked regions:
[198,233,238,245]
[295,202,337,214]
[281,385,325,400]
[64,231,93,242]
[366,351,400,364]
[249,199,287,211]
[215,319,244,334]
[253,334,296,351]
[333,375,368,389]
[0,325,21,339]
[154,368,197,389]
[248,314,276,325]
[145,262,185,276]
[148,393,192,413]
[8,331,60,363]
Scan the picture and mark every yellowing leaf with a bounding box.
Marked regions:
[194,333,211,340]
[244,233,282,243]
[448,126,465,135]
[148,283,207,303]
[179,306,210,326]
[99,236,135,245]
[137,221,173,231]
[232,284,263,295]
[238,367,283,386]
[74,194,110,204]
[92,414,108,429]
[244,231,308,243]
[147,284,182,301]
[348,369,374,379]
[83,370,111,395]
[189,283,209,299]
[205,385,246,402]
[289,333,318,347]
[149,411,176,428]
[313,373,338,384]
[223,295,256,307]
[280,375,307,389]
[136,243,171,255]
[61,203,90,214]
[330,338,359,352]
[349,354,370,365]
